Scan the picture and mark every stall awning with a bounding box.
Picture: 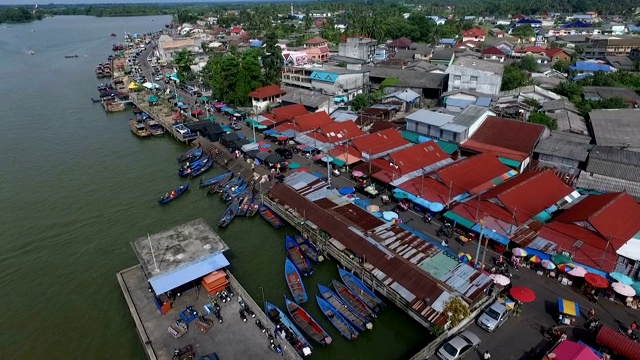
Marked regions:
[471,223,511,246]
[558,297,581,317]
[148,253,230,294]
[443,211,475,230]
[332,158,346,167]
[498,157,521,169]
[596,326,640,360]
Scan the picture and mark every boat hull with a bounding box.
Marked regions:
[315,295,358,340]
[177,147,203,163]
[264,302,312,357]
[284,298,332,345]
[158,184,189,204]
[285,258,308,304]
[332,280,375,322]
[218,197,240,228]
[294,234,323,263]
[318,284,371,332]
[339,268,385,312]
[285,236,313,276]
[259,204,284,229]
[200,172,232,188]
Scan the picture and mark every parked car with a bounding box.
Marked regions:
[275,148,293,159]
[477,301,511,332]
[436,330,481,360]
[154,75,163,81]
[229,122,242,131]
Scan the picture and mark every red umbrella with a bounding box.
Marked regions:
[509,286,536,303]
[259,148,271,152]
[585,273,610,289]
[258,141,267,145]
[296,168,309,173]
[277,136,287,141]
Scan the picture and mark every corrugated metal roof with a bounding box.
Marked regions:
[452,105,492,128]
[534,134,592,161]
[586,146,640,182]
[575,172,640,201]
[467,116,545,155]
[351,129,411,160]
[406,109,455,126]
[293,111,334,132]
[272,104,308,122]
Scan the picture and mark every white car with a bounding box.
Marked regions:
[436,330,481,360]
[154,75,163,81]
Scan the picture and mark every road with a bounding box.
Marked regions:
[137,47,639,359]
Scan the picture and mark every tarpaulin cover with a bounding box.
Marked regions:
[558,297,581,317]
[596,326,640,360]
[149,253,230,294]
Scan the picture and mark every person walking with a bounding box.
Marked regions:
[483,350,491,359]
[588,308,595,319]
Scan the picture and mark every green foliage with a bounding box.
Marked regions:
[262,31,284,86]
[576,71,640,89]
[351,94,370,111]
[501,56,539,91]
[576,97,628,117]
[517,55,539,73]
[442,297,470,328]
[430,325,445,336]
[553,82,583,101]
[174,9,198,25]
[511,25,535,41]
[204,49,266,106]
[173,49,196,83]
[0,7,41,23]
[380,78,400,87]
[528,113,558,130]
[552,59,572,74]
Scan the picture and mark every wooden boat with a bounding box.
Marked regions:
[158,184,189,204]
[236,193,254,216]
[177,147,203,163]
[332,280,375,322]
[339,268,385,312]
[285,258,308,304]
[64,54,79,58]
[218,197,241,228]
[315,295,359,340]
[200,172,232,188]
[132,107,143,115]
[222,183,247,202]
[188,158,214,178]
[286,236,313,276]
[130,120,151,137]
[317,284,371,331]
[246,197,259,217]
[294,234,323,263]
[217,177,243,194]
[264,301,313,357]
[91,98,102,103]
[284,298,332,345]
[179,156,212,177]
[144,119,164,136]
[259,204,284,229]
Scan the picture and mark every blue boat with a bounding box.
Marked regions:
[188,158,214,178]
[158,184,189,204]
[246,197,260,217]
[284,298,332,345]
[200,172,232,188]
[178,156,212,177]
[339,268,386,312]
[236,193,254,216]
[216,177,243,194]
[294,234,323,263]
[177,147,203,162]
[222,183,247,201]
[264,301,313,357]
[332,280,376,322]
[318,284,372,331]
[259,204,284,229]
[315,295,359,340]
[285,258,308,304]
[218,197,241,228]
[286,236,313,276]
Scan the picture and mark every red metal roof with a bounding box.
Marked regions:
[318,121,365,143]
[436,153,511,195]
[304,36,328,45]
[596,326,640,360]
[351,129,409,157]
[388,36,413,48]
[271,104,308,122]
[247,85,285,99]
[230,26,243,34]
[397,177,451,204]
[293,112,334,133]
[482,46,506,56]
[389,140,449,174]
[514,46,548,54]
[465,117,546,156]
[329,144,362,161]
[259,113,277,126]
[274,122,299,133]
[460,139,530,162]
[553,193,640,248]
[545,48,566,57]
[462,28,486,37]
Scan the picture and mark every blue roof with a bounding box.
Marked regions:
[573,73,592,82]
[560,20,591,28]
[249,40,263,47]
[629,25,640,32]
[309,71,338,83]
[439,38,457,45]
[517,18,542,24]
[475,97,492,107]
[570,62,612,73]
[471,224,511,246]
[149,252,230,294]
[445,98,474,109]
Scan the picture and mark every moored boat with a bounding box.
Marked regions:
[332,280,376,322]
[64,54,79,58]
[315,295,359,340]
[246,197,260,217]
[130,120,151,137]
[264,301,312,357]
[285,258,308,304]
[188,158,214,178]
[158,184,189,204]
[179,156,212,177]
[222,183,248,202]
[91,98,102,103]
[218,197,241,228]
[177,147,203,163]
[217,177,243,194]
[200,172,232,188]
[236,193,254,216]
[294,234,323,263]
[318,284,371,331]
[285,235,313,276]
[339,268,385,312]
[259,204,284,229]
[284,298,332,345]
[145,119,165,136]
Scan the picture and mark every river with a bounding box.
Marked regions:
[0,15,427,359]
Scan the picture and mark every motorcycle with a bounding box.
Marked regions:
[543,327,564,342]
[256,319,266,333]
[239,309,247,322]
[586,318,601,332]
[619,328,638,341]
[245,305,256,318]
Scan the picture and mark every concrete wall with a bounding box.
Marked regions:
[447,65,502,96]
[468,111,493,137]
[310,73,368,96]
[338,38,376,62]
[406,120,441,138]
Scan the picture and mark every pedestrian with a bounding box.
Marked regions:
[588,308,595,319]
[483,350,491,359]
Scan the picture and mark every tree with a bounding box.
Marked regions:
[528,113,558,130]
[351,94,369,111]
[173,48,196,82]
[501,66,529,91]
[553,82,583,101]
[511,25,535,42]
[442,297,470,328]
[517,55,539,73]
[262,31,284,86]
[552,59,572,74]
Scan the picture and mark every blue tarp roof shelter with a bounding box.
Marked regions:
[570,62,612,73]
[250,40,263,47]
[149,253,230,294]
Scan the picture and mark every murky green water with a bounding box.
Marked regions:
[0,16,427,359]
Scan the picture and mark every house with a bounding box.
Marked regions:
[569,61,614,76]
[583,36,640,59]
[334,19,348,32]
[372,140,454,186]
[462,28,487,42]
[540,98,588,135]
[498,85,562,104]
[282,50,309,67]
[382,89,421,112]
[338,37,377,63]
[281,65,369,100]
[388,37,413,51]
[430,49,455,66]
[441,89,496,112]
[303,37,329,62]
[294,119,364,151]
[545,48,573,63]
[351,128,411,160]
[605,56,637,71]
[248,85,286,115]
[482,46,507,62]
[157,38,201,61]
[490,28,505,38]
[514,18,543,28]
[530,69,568,90]
[582,86,640,106]
[367,67,448,99]
[454,41,481,51]
[460,116,548,171]
[534,131,592,173]
[438,38,457,47]
[309,10,331,18]
[404,105,495,143]
[576,146,640,201]
[229,26,243,35]
[589,109,640,151]
[258,103,309,126]
[446,58,505,96]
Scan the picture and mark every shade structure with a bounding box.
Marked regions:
[297,144,309,150]
[352,170,364,178]
[288,162,301,170]
[277,136,287,141]
[540,260,556,270]
[366,205,380,212]
[320,156,333,163]
[191,109,204,116]
[393,192,408,199]
[312,172,324,179]
[428,202,445,213]
[295,168,309,173]
[382,211,399,220]
[490,274,511,286]
[609,272,635,286]
[568,266,587,277]
[353,199,371,208]
[585,273,610,289]
[263,130,277,135]
[558,298,581,317]
[557,263,575,273]
[512,248,527,257]
[269,133,283,137]
[258,140,267,145]
[510,286,536,303]
[176,97,184,102]
[259,144,271,149]
[552,254,572,265]
[128,82,139,89]
[339,187,355,195]
[313,154,325,161]
[631,282,640,295]
[199,96,210,102]
[204,116,215,121]
[529,255,542,264]
[147,94,159,103]
[611,282,636,297]
[259,148,271,152]
[458,253,472,263]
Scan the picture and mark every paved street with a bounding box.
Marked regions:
[136,47,640,359]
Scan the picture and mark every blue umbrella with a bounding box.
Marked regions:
[428,202,445,213]
[264,129,277,135]
[609,272,635,285]
[382,211,399,221]
[259,144,271,148]
[354,199,371,208]
[313,173,324,179]
[339,187,355,195]
[320,156,333,163]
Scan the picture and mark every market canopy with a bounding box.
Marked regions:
[142,82,160,89]
[558,297,581,317]
[147,95,159,103]
[128,82,139,89]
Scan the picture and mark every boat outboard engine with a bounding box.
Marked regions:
[239,309,247,322]
[238,296,246,309]
[245,306,255,318]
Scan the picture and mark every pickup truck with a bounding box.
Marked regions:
[476,300,511,332]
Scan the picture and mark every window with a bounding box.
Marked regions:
[470,76,478,81]
[452,86,460,90]
[470,87,477,91]
[454,75,461,80]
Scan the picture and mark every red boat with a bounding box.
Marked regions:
[285,298,332,345]
[332,280,376,322]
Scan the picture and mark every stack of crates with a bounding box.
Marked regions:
[202,270,229,296]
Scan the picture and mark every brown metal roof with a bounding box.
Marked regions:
[330,203,384,232]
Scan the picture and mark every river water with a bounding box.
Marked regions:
[0,16,427,359]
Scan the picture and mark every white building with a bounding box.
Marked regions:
[445,58,505,96]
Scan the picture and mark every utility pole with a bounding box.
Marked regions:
[474,219,486,269]
[600,236,612,269]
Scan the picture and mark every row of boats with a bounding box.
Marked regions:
[96,61,112,78]
[130,111,165,137]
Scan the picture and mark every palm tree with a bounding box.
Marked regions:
[173,49,196,81]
